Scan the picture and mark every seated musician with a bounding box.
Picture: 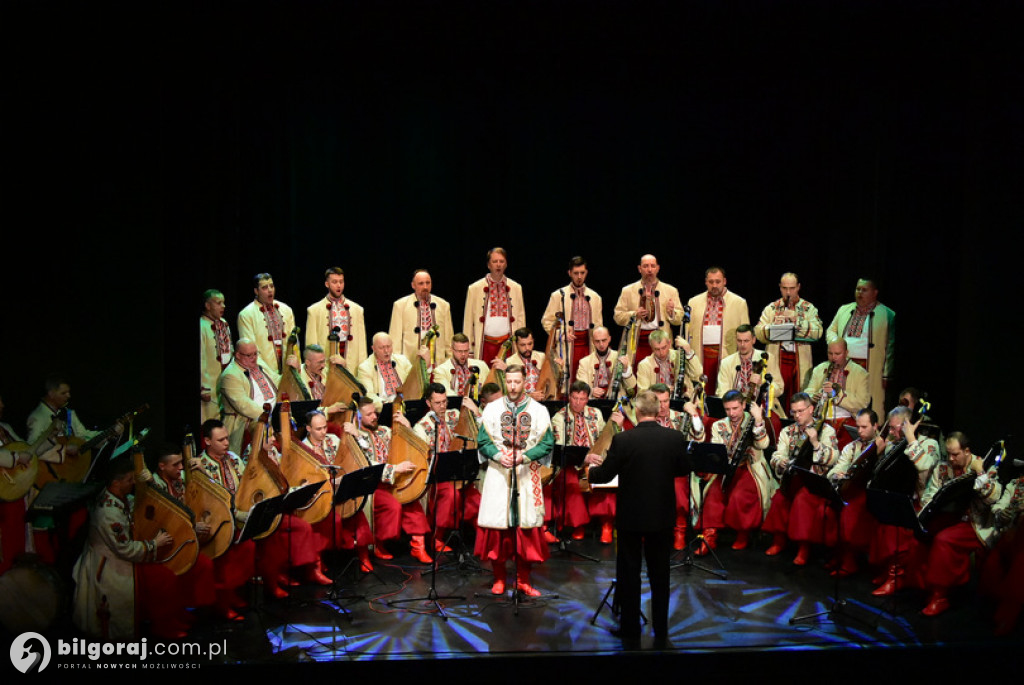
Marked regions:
[983,472,1024,634]
[356,332,420,406]
[297,344,345,407]
[490,327,546,402]
[141,443,217,617]
[763,392,838,565]
[870,404,940,595]
[804,339,870,449]
[433,333,486,416]
[72,455,181,639]
[413,383,480,554]
[0,393,62,574]
[636,330,700,394]
[192,419,256,620]
[902,432,1000,616]
[575,327,636,399]
[716,324,785,419]
[25,375,125,565]
[475,365,554,597]
[708,390,771,553]
[344,396,432,563]
[826,409,886,577]
[303,410,374,573]
[650,383,704,550]
[548,381,601,543]
[218,338,281,455]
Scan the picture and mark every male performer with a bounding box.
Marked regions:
[344,396,432,563]
[576,326,636,399]
[237,273,296,373]
[389,269,454,368]
[201,288,233,422]
[356,332,417,406]
[492,327,547,401]
[548,381,601,541]
[541,256,603,385]
[985,473,1024,634]
[305,267,368,376]
[763,392,838,565]
[870,404,941,595]
[754,273,822,412]
[463,247,526,365]
[475,365,554,596]
[827,409,886,576]
[433,333,486,405]
[303,410,374,573]
[708,390,773,552]
[193,419,257,619]
[805,339,871,449]
[26,375,104,444]
[217,338,280,455]
[585,390,687,645]
[612,254,683,367]
[143,444,217,616]
[826,277,896,415]
[650,383,704,550]
[72,456,175,639]
[636,330,701,395]
[686,267,750,395]
[716,324,785,412]
[413,384,480,552]
[903,432,1000,616]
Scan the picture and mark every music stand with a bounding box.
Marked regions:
[787,468,871,628]
[548,443,599,563]
[674,443,726,577]
[426,448,484,574]
[865,488,924,622]
[331,463,386,591]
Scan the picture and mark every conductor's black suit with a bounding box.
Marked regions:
[589,419,689,639]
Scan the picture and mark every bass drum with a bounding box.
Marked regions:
[0,555,66,633]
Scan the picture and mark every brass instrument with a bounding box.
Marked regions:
[182,431,235,559]
[131,448,199,575]
[778,387,831,497]
[722,378,768,490]
[869,398,933,496]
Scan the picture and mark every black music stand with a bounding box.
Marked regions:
[390,449,469,619]
[787,468,872,628]
[548,443,599,563]
[673,443,724,577]
[426,448,485,574]
[330,463,386,593]
[865,488,924,622]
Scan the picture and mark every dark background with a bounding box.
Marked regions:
[3,1,1018,457]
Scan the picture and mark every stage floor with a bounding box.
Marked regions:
[178,528,1018,669]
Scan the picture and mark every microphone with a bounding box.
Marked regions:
[683,305,691,323]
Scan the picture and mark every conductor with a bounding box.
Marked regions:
[585,390,689,646]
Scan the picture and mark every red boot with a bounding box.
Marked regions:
[765,533,787,556]
[410,535,433,564]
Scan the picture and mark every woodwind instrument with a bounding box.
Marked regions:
[234,408,288,539]
[36,404,148,489]
[399,324,439,401]
[609,316,636,398]
[277,327,312,402]
[182,430,235,559]
[778,387,831,497]
[278,399,333,524]
[131,448,199,575]
[537,311,566,400]
[387,394,431,504]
